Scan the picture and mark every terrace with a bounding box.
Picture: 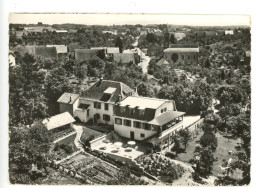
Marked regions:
[93,140,145,160]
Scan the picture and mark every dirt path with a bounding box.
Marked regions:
[72,124,84,151]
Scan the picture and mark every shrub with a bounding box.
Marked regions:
[145,149,153,155]
[165,152,177,159]
[200,132,218,151]
[63,144,73,154]
[53,143,60,151]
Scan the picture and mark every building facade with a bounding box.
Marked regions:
[163,44,199,65]
[72,79,135,125]
[113,96,185,148]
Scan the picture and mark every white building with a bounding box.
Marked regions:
[225,30,234,35]
[114,96,185,148]
[72,79,135,125]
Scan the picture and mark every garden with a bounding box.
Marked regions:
[135,153,185,183]
[51,133,79,161]
[60,152,121,184]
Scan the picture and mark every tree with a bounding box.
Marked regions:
[205,58,211,68]
[115,36,123,53]
[9,122,54,184]
[137,82,155,97]
[171,53,178,63]
[190,145,216,180]
[146,33,156,43]
[9,53,47,126]
[169,34,176,44]
[178,128,191,150]
[45,66,73,115]
[200,131,218,151]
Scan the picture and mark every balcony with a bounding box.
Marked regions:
[158,120,183,139]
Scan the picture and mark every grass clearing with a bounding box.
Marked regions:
[80,127,105,143]
[175,131,243,179]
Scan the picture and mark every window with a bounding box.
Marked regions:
[120,106,125,113]
[151,125,157,131]
[87,109,90,116]
[103,114,110,121]
[124,119,131,127]
[164,108,167,112]
[143,123,150,130]
[140,133,145,138]
[130,108,134,115]
[134,121,141,129]
[188,55,190,60]
[139,109,144,116]
[105,103,109,111]
[94,102,101,109]
[182,55,184,60]
[115,118,122,125]
[161,109,164,113]
[193,55,196,60]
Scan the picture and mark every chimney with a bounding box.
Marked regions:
[97,76,103,87]
[68,95,72,103]
[118,94,122,101]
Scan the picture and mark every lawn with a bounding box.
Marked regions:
[175,131,243,179]
[80,127,105,143]
[86,124,114,133]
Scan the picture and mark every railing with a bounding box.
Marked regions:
[159,121,183,138]
[186,118,204,131]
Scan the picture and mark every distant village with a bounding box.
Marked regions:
[9,22,251,186]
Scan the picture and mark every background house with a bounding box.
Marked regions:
[75,49,96,61]
[113,53,136,64]
[68,43,80,58]
[35,47,58,59]
[156,58,170,71]
[46,45,68,57]
[57,93,79,116]
[164,44,199,65]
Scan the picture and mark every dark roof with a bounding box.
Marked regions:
[75,49,96,61]
[113,53,135,64]
[151,111,185,126]
[35,47,57,58]
[81,80,134,103]
[156,59,169,66]
[205,31,217,36]
[114,105,156,122]
[154,31,164,37]
[12,46,36,55]
[57,93,79,104]
[68,43,80,52]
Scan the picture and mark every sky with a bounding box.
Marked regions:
[9,13,251,26]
